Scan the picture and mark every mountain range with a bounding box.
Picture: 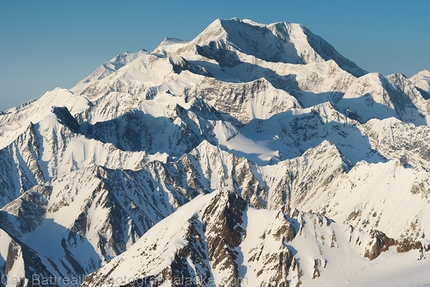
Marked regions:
[1,18,430,287]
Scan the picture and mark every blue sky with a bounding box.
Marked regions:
[1,0,429,111]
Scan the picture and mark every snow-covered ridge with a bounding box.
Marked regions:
[181,18,366,77]
[1,17,430,287]
[410,70,430,92]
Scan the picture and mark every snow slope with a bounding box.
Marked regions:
[0,17,429,287]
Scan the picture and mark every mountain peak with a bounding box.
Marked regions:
[410,70,430,93]
[4,17,430,287]
[189,18,366,76]
[414,69,430,77]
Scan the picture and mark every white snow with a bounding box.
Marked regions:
[410,70,430,92]
[92,192,218,286]
[306,248,430,287]
[1,17,430,287]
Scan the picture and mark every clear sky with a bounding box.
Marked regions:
[1,0,429,111]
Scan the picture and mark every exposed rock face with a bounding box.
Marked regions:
[202,191,246,286]
[1,17,430,287]
[364,230,397,260]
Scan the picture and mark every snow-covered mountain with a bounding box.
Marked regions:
[1,18,430,287]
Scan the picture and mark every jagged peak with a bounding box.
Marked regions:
[303,140,351,169]
[188,18,366,76]
[203,188,244,214]
[302,139,339,156]
[188,140,222,157]
[386,73,409,81]
[203,17,301,39]
[190,18,229,47]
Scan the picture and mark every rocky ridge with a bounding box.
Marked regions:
[0,18,430,286]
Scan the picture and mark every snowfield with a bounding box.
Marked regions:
[1,17,430,287]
